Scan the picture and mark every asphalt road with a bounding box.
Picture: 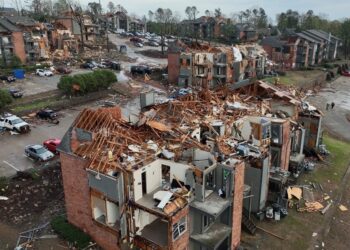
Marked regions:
[306,76,350,141]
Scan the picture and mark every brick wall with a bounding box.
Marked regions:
[12,31,26,63]
[60,152,120,250]
[231,161,245,249]
[168,206,190,250]
[168,52,180,85]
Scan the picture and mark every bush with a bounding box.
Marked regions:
[0,89,13,109]
[51,215,91,249]
[58,70,117,95]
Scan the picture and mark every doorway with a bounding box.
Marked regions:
[141,172,147,195]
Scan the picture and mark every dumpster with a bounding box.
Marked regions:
[12,69,25,79]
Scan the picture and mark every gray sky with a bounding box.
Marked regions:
[94,0,349,21]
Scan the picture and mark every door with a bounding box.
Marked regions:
[141,172,147,195]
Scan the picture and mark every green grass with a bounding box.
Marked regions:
[11,99,54,113]
[264,76,295,86]
[307,135,350,184]
[51,215,91,249]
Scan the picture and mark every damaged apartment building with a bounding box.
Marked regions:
[58,79,323,249]
[0,16,49,63]
[168,41,267,89]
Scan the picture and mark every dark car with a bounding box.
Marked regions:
[131,65,151,75]
[36,109,57,120]
[80,62,95,69]
[0,75,16,83]
[56,66,72,74]
[9,89,23,98]
[130,37,143,43]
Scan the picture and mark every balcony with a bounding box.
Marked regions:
[190,192,231,218]
[190,222,231,249]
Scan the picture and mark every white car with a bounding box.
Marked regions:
[0,114,30,133]
[36,69,53,77]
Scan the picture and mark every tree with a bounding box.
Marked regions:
[185,6,199,41]
[0,89,13,110]
[214,8,222,18]
[277,9,300,30]
[205,10,211,17]
[70,3,85,53]
[88,2,102,17]
[340,19,350,59]
[53,0,69,16]
[148,10,154,22]
[154,8,173,54]
[107,1,115,13]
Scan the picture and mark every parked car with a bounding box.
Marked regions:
[56,66,72,74]
[130,37,143,43]
[131,65,151,75]
[43,138,61,154]
[8,89,23,98]
[134,42,143,48]
[341,70,350,77]
[148,41,159,47]
[80,62,96,70]
[0,75,16,83]
[0,113,30,133]
[36,109,57,120]
[25,144,54,161]
[36,69,53,77]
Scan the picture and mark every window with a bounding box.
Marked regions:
[173,217,187,240]
[91,191,119,229]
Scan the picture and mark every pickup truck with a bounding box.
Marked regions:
[0,114,30,133]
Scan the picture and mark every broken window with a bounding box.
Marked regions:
[173,217,187,241]
[186,58,191,65]
[91,190,119,230]
[161,164,170,183]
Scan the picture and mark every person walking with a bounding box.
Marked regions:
[331,102,335,109]
[326,103,330,110]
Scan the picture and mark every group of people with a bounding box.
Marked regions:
[326,102,335,110]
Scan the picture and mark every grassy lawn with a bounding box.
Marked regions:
[263,70,326,87]
[11,99,55,113]
[245,134,350,250]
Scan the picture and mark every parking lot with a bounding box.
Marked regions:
[0,68,90,96]
[0,107,81,177]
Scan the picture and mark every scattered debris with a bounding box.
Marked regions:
[339,205,348,212]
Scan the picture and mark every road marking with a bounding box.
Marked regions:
[3,161,20,171]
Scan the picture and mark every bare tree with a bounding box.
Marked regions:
[155,8,173,54]
[185,6,199,41]
[70,3,85,53]
[107,1,115,13]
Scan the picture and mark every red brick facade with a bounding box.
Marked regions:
[167,52,180,85]
[60,152,120,250]
[231,161,245,249]
[169,206,190,250]
[12,31,26,63]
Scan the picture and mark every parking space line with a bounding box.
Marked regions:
[3,161,20,172]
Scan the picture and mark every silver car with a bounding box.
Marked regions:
[25,144,54,161]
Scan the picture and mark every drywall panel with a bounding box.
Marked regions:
[159,159,191,183]
[88,170,119,201]
[134,208,158,232]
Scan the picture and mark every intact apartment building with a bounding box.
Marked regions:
[167,42,267,88]
[261,29,341,69]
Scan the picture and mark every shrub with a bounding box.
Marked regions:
[0,89,13,109]
[57,70,117,95]
[51,215,91,249]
